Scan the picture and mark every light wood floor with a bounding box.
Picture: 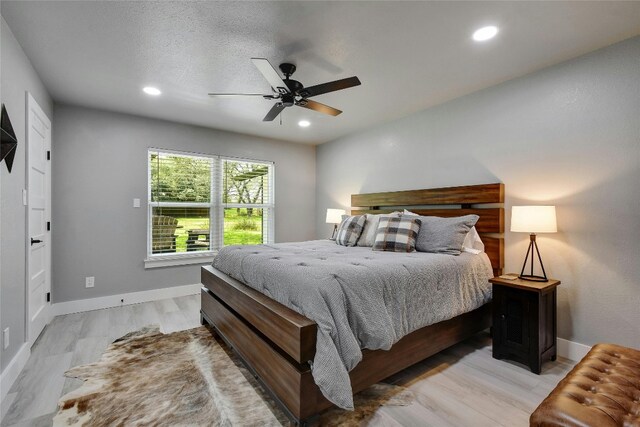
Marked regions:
[1,295,573,426]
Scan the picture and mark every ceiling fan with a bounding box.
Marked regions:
[208,58,361,122]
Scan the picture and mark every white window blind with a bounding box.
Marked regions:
[147,149,274,260]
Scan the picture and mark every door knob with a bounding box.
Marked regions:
[30,238,42,245]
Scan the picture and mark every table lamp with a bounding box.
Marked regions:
[326,208,346,239]
[511,206,557,282]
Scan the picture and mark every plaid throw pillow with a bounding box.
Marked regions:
[372,217,422,252]
[335,215,366,247]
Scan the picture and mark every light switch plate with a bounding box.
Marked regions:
[85,276,95,288]
[22,189,28,206]
[3,328,9,350]
[133,198,141,208]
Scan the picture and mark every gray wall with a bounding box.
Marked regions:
[0,17,53,371]
[316,37,640,348]
[52,105,316,303]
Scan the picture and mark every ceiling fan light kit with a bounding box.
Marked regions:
[208,58,361,122]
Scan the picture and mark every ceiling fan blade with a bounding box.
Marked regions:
[208,93,274,97]
[296,99,342,116]
[251,58,290,94]
[263,103,286,122]
[298,76,361,98]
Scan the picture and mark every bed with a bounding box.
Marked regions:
[200,183,504,425]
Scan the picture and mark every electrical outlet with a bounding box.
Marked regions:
[3,328,9,350]
[85,276,95,288]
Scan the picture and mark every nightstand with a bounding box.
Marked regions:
[490,275,561,374]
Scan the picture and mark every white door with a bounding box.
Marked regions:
[26,93,52,346]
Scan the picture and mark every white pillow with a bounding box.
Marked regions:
[404,210,484,254]
[462,226,485,254]
[357,212,401,247]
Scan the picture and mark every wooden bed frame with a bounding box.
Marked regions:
[200,183,504,425]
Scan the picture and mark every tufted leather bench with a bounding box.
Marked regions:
[530,343,640,427]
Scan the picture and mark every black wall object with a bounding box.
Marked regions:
[1,104,18,173]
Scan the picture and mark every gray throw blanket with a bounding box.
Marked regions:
[212,240,492,409]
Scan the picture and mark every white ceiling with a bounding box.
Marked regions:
[2,1,639,145]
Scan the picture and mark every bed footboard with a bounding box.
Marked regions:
[201,266,328,422]
[201,265,317,363]
[201,288,328,421]
[201,265,491,424]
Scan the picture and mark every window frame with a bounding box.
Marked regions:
[144,148,275,268]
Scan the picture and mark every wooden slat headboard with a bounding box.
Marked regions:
[351,183,504,276]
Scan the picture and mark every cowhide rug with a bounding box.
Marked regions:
[54,326,414,426]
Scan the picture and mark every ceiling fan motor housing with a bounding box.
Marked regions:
[281,94,295,107]
[285,79,303,95]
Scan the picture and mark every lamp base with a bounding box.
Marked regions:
[329,224,338,240]
[519,233,549,282]
[518,274,549,282]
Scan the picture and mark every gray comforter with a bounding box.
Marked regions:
[212,240,493,409]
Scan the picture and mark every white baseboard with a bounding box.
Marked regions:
[557,337,591,361]
[52,283,201,316]
[1,343,30,406]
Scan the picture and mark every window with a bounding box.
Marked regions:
[146,149,274,267]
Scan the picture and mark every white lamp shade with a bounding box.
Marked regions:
[326,208,346,224]
[511,206,557,233]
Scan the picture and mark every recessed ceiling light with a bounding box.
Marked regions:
[143,86,162,96]
[298,120,310,128]
[472,26,499,42]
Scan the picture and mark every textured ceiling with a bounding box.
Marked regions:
[2,1,639,144]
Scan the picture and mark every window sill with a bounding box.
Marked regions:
[144,251,217,269]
